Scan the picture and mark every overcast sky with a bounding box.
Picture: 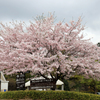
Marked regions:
[0,0,100,44]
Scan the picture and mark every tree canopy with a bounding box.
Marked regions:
[0,15,100,82]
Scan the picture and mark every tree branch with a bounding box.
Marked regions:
[38,71,49,79]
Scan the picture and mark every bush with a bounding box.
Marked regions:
[0,90,100,100]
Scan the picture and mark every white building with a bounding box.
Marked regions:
[25,76,64,90]
[0,71,9,92]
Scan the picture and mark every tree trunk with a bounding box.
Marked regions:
[51,80,56,90]
[94,85,97,94]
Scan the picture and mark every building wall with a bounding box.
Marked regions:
[0,71,9,92]
[1,82,8,91]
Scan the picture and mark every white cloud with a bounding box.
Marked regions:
[83,28,100,44]
[0,0,100,44]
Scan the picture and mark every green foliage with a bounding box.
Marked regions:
[4,74,16,80]
[25,72,33,82]
[0,90,100,100]
[63,79,70,91]
[69,75,85,92]
[97,42,100,47]
[4,74,16,91]
[68,75,100,94]
[8,78,16,91]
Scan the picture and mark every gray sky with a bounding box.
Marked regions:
[0,0,100,44]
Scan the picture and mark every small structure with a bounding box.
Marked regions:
[16,72,25,90]
[25,76,64,90]
[0,71,9,92]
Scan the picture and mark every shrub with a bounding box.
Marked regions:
[0,90,100,100]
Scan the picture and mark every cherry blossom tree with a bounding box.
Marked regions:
[0,15,100,89]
